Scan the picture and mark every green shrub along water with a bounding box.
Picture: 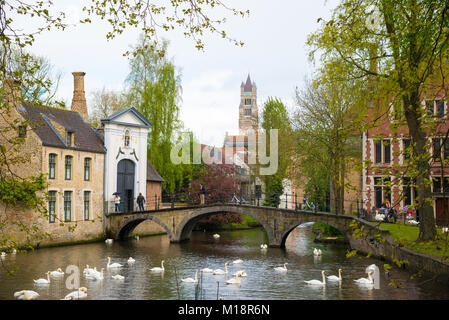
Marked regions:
[313,222,345,238]
[194,214,262,231]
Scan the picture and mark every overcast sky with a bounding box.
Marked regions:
[25,0,339,146]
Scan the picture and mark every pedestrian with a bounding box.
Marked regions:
[114,194,121,213]
[199,183,206,205]
[137,192,145,211]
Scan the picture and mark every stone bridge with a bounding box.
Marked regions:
[105,204,386,248]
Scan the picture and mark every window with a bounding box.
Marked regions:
[65,156,72,180]
[49,154,56,179]
[84,158,91,181]
[436,100,444,118]
[374,177,391,208]
[374,140,391,164]
[244,98,251,105]
[433,138,442,161]
[245,108,251,116]
[403,139,411,161]
[66,131,73,147]
[432,177,449,193]
[18,125,26,138]
[48,191,56,223]
[124,130,130,147]
[426,100,434,116]
[84,191,90,221]
[426,100,446,118]
[64,191,72,222]
[403,177,417,207]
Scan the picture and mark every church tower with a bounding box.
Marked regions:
[239,74,258,135]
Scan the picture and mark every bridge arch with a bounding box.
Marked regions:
[175,206,275,244]
[279,218,349,248]
[116,215,174,240]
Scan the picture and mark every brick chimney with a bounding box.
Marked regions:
[3,79,22,107]
[71,72,88,121]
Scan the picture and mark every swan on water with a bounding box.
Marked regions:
[105,239,113,244]
[14,290,39,300]
[354,271,374,284]
[327,269,342,281]
[213,262,228,275]
[135,235,140,240]
[83,265,96,275]
[213,234,220,239]
[226,274,241,285]
[260,244,268,249]
[150,260,165,272]
[1,252,6,258]
[128,257,135,264]
[107,257,123,269]
[274,263,288,272]
[201,267,214,273]
[313,248,322,256]
[112,274,125,280]
[86,268,104,281]
[49,268,65,277]
[34,271,50,285]
[233,259,243,264]
[62,287,88,300]
[232,270,247,277]
[305,270,326,285]
[182,270,198,283]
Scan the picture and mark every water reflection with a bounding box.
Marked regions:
[0,227,448,300]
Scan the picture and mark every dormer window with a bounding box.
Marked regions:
[66,131,73,147]
[124,130,130,147]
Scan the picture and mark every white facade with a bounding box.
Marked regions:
[102,108,151,212]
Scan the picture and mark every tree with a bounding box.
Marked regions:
[307,0,449,240]
[89,87,125,128]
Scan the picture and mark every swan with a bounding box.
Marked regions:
[105,239,113,244]
[12,249,17,254]
[313,248,322,256]
[150,260,165,272]
[213,234,220,239]
[1,252,6,257]
[34,271,50,284]
[354,271,374,284]
[14,290,40,300]
[182,270,198,283]
[260,244,268,249]
[213,262,228,275]
[274,263,288,272]
[107,257,123,269]
[327,269,342,281]
[233,259,243,264]
[135,235,140,240]
[62,287,88,300]
[226,274,241,285]
[128,257,135,264]
[305,270,326,285]
[86,268,104,281]
[201,267,214,273]
[232,270,247,277]
[112,274,125,280]
[83,265,95,275]
[50,268,65,277]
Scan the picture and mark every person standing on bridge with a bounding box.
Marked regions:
[114,194,121,213]
[137,193,146,211]
[199,183,206,205]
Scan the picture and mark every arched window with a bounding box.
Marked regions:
[124,130,130,147]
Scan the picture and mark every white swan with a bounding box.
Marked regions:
[226,274,241,285]
[213,262,228,275]
[233,259,243,264]
[50,268,65,277]
[112,274,125,280]
[128,257,135,264]
[260,244,268,249]
[105,238,113,244]
[232,270,247,277]
[354,271,374,284]
[274,263,288,272]
[182,270,198,283]
[150,260,165,272]
[14,290,39,300]
[1,252,6,257]
[62,287,88,300]
[305,270,326,285]
[201,267,214,273]
[83,265,96,275]
[34,271,50,284]
[135,235,140,240]
[213,233,220,239]
[107,257,123,269]
[12,249,17,254]
[327,269,342,281]
[86,268,104,281]
[313,248,322,256]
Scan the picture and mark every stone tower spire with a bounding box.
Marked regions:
[71,72,88,121]
[239,74,258,135]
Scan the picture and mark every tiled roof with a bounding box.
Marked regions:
[17,102,106,154]
[147,161,164,182]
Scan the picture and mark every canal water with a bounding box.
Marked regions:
[0,225,448,300]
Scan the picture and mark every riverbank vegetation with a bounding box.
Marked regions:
[195,214,261,231]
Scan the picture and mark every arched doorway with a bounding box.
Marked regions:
[117,159,135,212]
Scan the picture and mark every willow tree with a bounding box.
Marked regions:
[308,0,449,240]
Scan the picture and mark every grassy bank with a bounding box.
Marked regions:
[195,214,262,231]
[379,222,449,261]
